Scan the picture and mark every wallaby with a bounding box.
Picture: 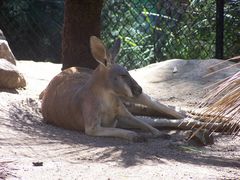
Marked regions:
[41,36,184,142]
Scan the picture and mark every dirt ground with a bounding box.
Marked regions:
[0,59,239,179]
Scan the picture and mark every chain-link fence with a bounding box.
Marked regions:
[0,0,63,62]
[102,0,239,69]
[0,0,239,69]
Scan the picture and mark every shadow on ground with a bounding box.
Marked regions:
[1,98,238,169]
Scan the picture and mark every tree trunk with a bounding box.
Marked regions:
[62,0,103,70]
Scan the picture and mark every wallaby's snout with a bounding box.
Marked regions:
[130,78,142,97]
[108,64,142,98]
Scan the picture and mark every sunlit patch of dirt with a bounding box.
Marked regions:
[0,60,239,179]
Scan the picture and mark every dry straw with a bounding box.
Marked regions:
[190,59,240,137]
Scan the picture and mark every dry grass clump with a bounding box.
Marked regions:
[191,70,240,136]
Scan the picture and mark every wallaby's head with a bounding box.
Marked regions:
[90,36,142,97]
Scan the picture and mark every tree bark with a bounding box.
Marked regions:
[62,0,103,70]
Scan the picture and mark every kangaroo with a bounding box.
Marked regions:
[41,36,184,141]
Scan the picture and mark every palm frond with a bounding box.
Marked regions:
[190,71,240,137]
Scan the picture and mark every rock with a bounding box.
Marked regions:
[0,29,16,65]
[130,59,240,107]
[32,162,43,167]
[0,30,26,89]
[0,58,26,89]
[0,29,6,40]
[0,40,16,65]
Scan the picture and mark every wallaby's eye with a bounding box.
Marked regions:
[120,74,128,79]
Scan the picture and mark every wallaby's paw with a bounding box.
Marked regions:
[157,133,171,140]
[132,134,147,143]
[151,129,171,139]
[152,133,171,139]
[128,132,147,142]
[151,128,162,136]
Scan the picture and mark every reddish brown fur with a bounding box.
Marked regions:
[42,37,185,141]
[42,37,163,141]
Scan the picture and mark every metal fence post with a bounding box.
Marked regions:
[215,0,224,59]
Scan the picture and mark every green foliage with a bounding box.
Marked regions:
[224,0,240,58]
[156,0,216,60]
[101,0,156,69]
[0,0,239,68]
[0,0,63,62]
[102,0,240,69]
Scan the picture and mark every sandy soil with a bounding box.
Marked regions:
[0,60,239,179]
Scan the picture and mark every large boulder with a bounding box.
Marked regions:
[0,58,26,89]
[0,30,26,89]
[0,30,16,65]
[0,29,6,40]
[130,59,240,107]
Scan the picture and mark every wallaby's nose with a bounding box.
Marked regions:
[131,82,142,97]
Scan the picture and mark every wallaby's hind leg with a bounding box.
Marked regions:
[119,116,184,130]
[125,93,186,119]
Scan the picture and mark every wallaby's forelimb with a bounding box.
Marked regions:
[116,103,161,136]
[86,126,146,142]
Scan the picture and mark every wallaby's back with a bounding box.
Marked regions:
[41,67,92,131]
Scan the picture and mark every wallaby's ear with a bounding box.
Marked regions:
[109,38,121,63]
[90,36,108,67]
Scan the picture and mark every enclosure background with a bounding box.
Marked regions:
[0,0,239,69]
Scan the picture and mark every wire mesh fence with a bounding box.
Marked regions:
[0,0,239,69]
[0,0,63,62]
